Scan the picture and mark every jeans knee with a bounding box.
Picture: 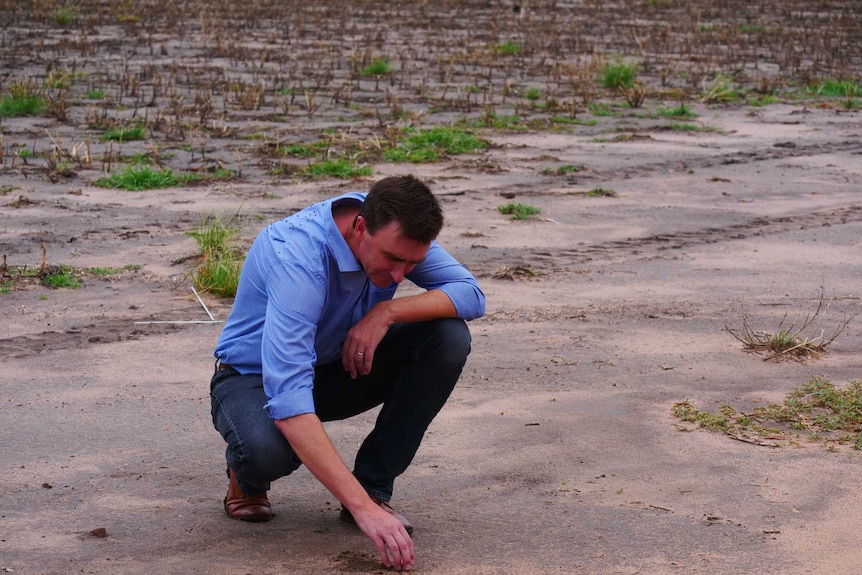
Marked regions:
[428,318,472,366]
[242,438,302,482]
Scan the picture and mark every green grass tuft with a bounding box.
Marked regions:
[498,202,541,220]
[0,94,46,117]
[302,159,373,179]
[494,40,522,56]
[361,58,392,76]
[187,214,245,297]
[673,377,862,449]
[601,61,638,90]
[281,144,318,158]
[657,104,697,118]
[524,87,542,101]
[810,79,861,98]
[41,266,81,289]
[384,127,487,163]
[53,8,76,26]
[95,166,231,190]
[542,164,582,176]
[95,166,183,190]
[101,124,147,142]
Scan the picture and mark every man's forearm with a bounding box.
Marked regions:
[374,288,457,325]
[274,413,371,511]
[276,413,414,570]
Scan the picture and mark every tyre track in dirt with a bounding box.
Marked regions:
[0,319,184,358]
[468,204,862,278]
[481,138,862,193]
[605,139,862,182]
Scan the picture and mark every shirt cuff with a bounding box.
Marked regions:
[439,282,486,320]
[263,388,316,420]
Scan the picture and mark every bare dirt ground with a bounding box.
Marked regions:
[2,1,862,574]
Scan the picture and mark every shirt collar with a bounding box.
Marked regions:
[327,192,366,273]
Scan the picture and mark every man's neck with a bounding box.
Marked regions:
[332,203,361,249]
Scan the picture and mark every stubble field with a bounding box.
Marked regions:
[2,2,862,574]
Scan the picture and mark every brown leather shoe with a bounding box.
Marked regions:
[340,497,414,534]
[224,467,272,522]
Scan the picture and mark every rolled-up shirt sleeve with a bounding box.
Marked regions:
[261,260,324,420]
[401,242,486,320]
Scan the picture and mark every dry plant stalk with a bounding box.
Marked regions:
[726,291,856,361]
[39,243,47,275]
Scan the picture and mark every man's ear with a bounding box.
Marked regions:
[354,215,367,236]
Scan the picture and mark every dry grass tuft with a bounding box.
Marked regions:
[725,291,855,362]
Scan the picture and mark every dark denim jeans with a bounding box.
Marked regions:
[210,318,472,501]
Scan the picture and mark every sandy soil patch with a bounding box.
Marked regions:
[2,2,862,574]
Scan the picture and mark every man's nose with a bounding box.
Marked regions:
[391,263,408,283]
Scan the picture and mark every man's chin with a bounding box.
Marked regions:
[369,277,396,289]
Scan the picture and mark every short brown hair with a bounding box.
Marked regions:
[358,175,443,243]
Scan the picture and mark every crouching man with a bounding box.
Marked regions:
[210,175,485,570]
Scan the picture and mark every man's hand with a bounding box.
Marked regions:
[275,414,415,570]
[350,501,415,571]
[342,290,458,378]
[342,303,392,378]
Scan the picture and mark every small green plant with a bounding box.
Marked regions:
[498,202,541,220]
[384,126,487,163]
[53,8,76,26]
[281,143,327,158]
[812,79,860,97]
[0,280,12,295]
[187,213,245,297]
[0,81,46,117]
[95,166,183,190]
[674,377,862,449]
[88,266,128,276]
[587,102,618,117]
[101,124,147,142]
[41,266,81,289]
[494,40,522,56]
[360,58,391,76]
[0,185,19,196]
[669,122,702,131]
[127,152,151,165]
[542,164,582,176]
[601,61,638,90]
[524,87,542,101]
[700,74,739,103]
[658,103,697,118]
[550,116,598,127]
[85,90,106,100]
[303,159,373,179]
[95,166,230,190]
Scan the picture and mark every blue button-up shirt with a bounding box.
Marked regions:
[214,192,486,420]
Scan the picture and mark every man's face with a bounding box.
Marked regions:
[355,218,430,288]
